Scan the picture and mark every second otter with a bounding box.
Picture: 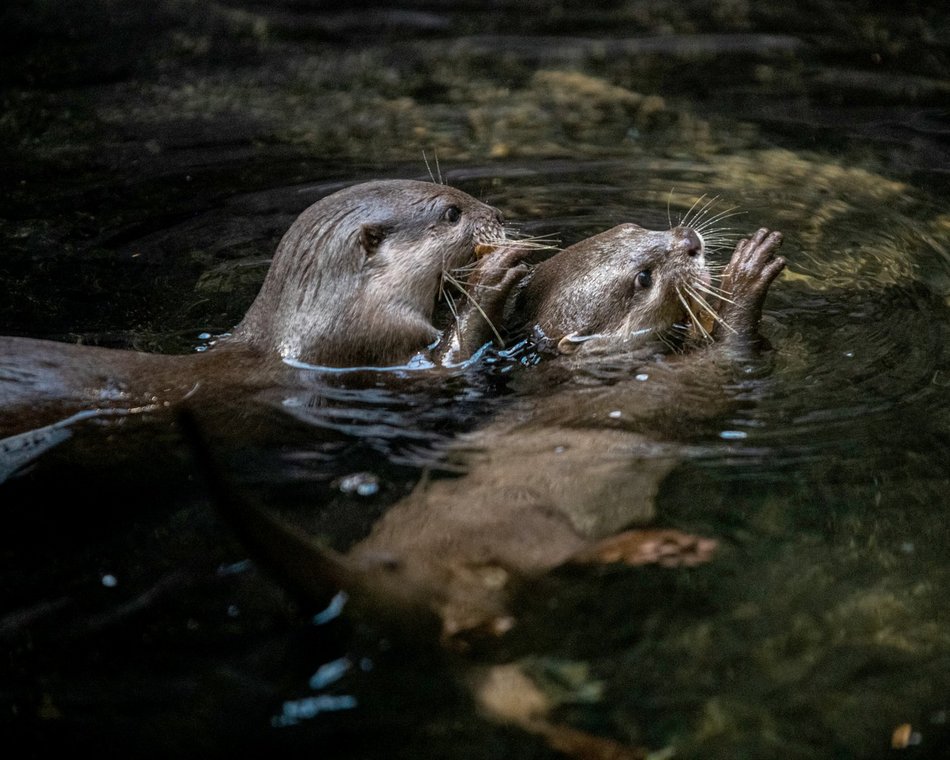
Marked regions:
[230,179,509,366]
[510,222,785,356]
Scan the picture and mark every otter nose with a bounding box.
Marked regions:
[673,227,703,257]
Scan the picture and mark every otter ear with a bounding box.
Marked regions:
[360,224,390,256]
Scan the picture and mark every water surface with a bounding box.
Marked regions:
[1,2,948,758]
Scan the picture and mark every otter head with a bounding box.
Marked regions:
[516,223,710,356]
[232,180,505,366]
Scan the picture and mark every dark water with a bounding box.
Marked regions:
[2,2,949,758]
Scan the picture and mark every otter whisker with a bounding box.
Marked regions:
[441,271,505,346]
[676,287,712,341]
[685,195,722,229]
[697,227,743,252]
[699,225,743,239]
[693,209,745,233]
[684,282,730,312]
[678,194,709,229]
[503,225,559,239]
[422,150,444,185]
[451,277,508,294]
[440,286,464,344]
[690,198,737,234]
[691,280,734,301]
[700,235,742,251]
[680,200,750,263]
[439,271,467,348]
[680,193,706,225]
[503,240,560,252]
[700,227,743,239]
[501,230,561,251]
[699,235,743,252]
[683,283,737,334]
[696,221,744,240]
[450,260,481,278]
[692,286,734,305]
[450,266,523,292]
[437,262,452,303]
[656,329,681,353]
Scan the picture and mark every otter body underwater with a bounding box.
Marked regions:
[192,219,786,758]
[5,181,786,757]
[0,179,522,447]
[205,223,788,637]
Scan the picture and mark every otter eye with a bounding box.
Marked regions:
[635,270,652,289]
[443,205,462,223]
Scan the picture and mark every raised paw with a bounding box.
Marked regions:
[713,228,785,340]
[572,528,718,568]
[435,243,533,364]
[469,242,535,293]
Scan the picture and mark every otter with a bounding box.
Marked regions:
[513,223,709,354]
[0,179,522,444]
[228,179,510,367]
[510,223,785,356]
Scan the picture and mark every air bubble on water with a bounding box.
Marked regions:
[271,695,357,727]
[313,591,348,625]
[719,430,748,440]
[309,657,351,690]
[338,472,380,496]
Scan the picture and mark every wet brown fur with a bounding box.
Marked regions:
[0,180,506,438]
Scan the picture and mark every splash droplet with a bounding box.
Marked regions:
[719,430,748,440]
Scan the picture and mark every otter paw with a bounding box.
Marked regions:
[715,228,785,338]
[469,243,535,293]
[436,246,532,363]
[573,529,718,568]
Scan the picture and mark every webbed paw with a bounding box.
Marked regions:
[437,243,532,364]
[713,228,785,340]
